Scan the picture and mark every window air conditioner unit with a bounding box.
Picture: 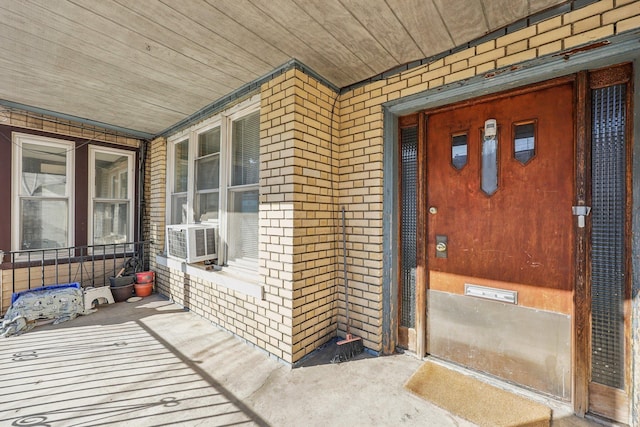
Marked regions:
[166,224,218,263]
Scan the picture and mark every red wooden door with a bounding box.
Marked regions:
[424,81,575,398]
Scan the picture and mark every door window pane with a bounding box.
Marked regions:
[481,130,499,196]
[400,126,418,328]
[514,122,536,164]
[591,84,626,389]
[451,133,468,170]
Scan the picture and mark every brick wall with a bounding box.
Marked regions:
[148,0,640,363]
[335,0,640,353]
[148,134,288,360]
[261,69,341,361]
[3,108,140,147]
[147,136,167,288]
[151,69,341,364]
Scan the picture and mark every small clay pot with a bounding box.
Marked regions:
[134,282,153,297]
[135,271,154,284]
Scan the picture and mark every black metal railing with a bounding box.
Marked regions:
[3,241,150,294]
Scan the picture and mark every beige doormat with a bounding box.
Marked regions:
[405,361,551,427]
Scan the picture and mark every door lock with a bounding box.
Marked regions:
[572,205,591,228]
[435,235,448,258]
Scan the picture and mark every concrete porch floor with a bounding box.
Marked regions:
[0,294,604,426]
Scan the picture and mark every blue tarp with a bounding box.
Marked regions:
[1,283,84,338]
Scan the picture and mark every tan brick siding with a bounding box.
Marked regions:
[335,0,640,353]
[261,69,340,362]
[146,0,640,364]
[148,133,290,360]
[4,108,140,147]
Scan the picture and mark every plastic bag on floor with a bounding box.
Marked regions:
[0,287,83,338]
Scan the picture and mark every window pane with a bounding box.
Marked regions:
[514,122,535,164]
[481,131,498,196]
[21,142,67,197]
[197,191,219,222]
[171,194,188,225]
[400,126,417,328]
[199,127,220,157]
[451,133,468,170]
[232,112,260,186]
[228,189,258,262]
[196,154,220,191]
[120,173,128,199]
[174,139,189,193]
[95,151,129,198]
[93,201,129,244]
[21,199,68,249]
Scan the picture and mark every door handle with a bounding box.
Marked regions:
[436,242,447,252]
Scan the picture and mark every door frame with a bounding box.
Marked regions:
[381,32,640,422]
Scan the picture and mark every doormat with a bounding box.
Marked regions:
[405,361,551,427]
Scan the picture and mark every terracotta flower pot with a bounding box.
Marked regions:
[134,282,153,297]
[135,271,154,284]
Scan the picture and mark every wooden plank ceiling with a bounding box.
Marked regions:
[0,0,565,136]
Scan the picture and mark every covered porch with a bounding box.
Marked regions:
[1,293,594,426]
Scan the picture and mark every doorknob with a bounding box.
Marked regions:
[435,235,448,258]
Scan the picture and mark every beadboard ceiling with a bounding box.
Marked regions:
[0,0,567,137]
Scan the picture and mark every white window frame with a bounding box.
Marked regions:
[194,123,222,224]
[166,95,260,268]
[88,146,135,248]
[11,133,75,253]
[223,105,260,266]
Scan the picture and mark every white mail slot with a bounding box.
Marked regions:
[464,284,518,304]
